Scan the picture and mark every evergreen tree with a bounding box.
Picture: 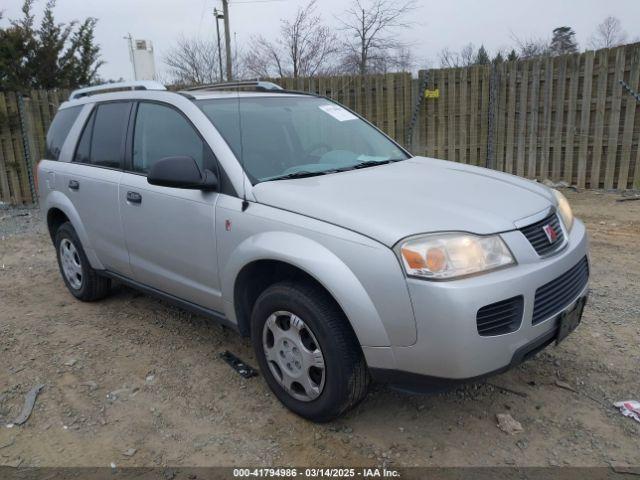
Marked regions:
[0,1,38,90]
[506,49,518,62]
[550,26,578,55]
[492,52,504,64]
[67,18,103,87]
[33,0,75,89]
[0,0,103,91]
[475,45,490,65]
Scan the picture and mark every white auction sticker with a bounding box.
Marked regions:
[318,104,357,121]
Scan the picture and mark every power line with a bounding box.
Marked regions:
[197,0,209,37]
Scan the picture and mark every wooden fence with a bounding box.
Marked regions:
[416,43,640,190]
[0,89,70,204]
[1,43,638,204]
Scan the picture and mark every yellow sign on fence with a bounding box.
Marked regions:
[424,88,440,99]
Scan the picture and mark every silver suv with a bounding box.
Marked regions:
[39,80,589,421]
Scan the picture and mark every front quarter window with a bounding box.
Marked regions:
[196,96,408,183]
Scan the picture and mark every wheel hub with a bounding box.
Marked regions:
[277,338,303,374]
[59,238,83,290]
[262,311,326,402]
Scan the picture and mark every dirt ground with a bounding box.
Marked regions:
[0,190,638,469]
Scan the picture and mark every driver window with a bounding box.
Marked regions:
[133,103,205,174]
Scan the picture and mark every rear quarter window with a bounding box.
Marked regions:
[45,106,82,160]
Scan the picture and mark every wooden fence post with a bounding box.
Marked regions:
[0,92,13,204]
[604,47,626,190]
[618,45,640,190]
[576,51,594,189]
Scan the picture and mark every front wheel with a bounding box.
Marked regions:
[250,282,369,422]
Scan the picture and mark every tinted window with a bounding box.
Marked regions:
[45,106,82,160]
[90,102,130,168]
[133,102,205,174]
[74,109,95,164]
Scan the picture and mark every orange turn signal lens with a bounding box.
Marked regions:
[401,248,426,269]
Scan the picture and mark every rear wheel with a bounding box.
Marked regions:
[54,222,111,301]
[251,282,369,422]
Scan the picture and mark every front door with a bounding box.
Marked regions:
[119,101,223,312]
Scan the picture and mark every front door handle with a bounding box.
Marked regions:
[68,180,79,190]
[126,191,142,204]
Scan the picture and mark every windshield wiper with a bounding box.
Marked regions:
[262,170,339,182]
[261,158,407,182]
[351,158,406,169]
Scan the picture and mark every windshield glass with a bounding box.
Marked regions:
[196,96,409,183]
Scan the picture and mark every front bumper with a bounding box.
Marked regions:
[363,218,589,382]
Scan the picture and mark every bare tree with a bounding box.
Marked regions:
[392,46,415,72]
[243,35,285,78]
[363,45,415,73]
[439,47,460,68]
[510,32,550,59]
[438,43,476,68]
[244,0,337,79]
[589,16,627,49]
[163,35,221,85]
[337,0,417,75]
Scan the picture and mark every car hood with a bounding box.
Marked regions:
[252,156,556,247]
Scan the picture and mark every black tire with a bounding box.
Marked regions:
[250,281,369,422]
[54,222,111,302]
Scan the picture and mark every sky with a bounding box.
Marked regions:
[1,0,639,81]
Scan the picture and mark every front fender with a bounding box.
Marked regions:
[222,231,392,347]
[42,189,104,270]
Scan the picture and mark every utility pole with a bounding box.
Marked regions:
[222,0,233,81]
[213,8,224,82]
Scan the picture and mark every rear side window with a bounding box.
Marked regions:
[45,106,82,160]
[132,102,205,174]
[74,102,131,168]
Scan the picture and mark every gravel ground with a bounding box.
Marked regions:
[0,190,638,468]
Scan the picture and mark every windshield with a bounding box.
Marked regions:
[196,96,409,183]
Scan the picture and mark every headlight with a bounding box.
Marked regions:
[553,189,574,232]
[397,233,515,280]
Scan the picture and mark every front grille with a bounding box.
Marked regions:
[520,212,565,256]
[532,256,589,325]
[476,296,524,336]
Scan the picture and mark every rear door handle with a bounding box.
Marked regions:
[68,180,79,190]
[126,191,142,204]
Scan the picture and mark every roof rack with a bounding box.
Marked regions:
[69,80,166,100]
[185,80,283,93]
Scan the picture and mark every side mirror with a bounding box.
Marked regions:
[147,156,218,191]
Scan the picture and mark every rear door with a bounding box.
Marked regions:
[119,101,223,312]
[64,101,133,275]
